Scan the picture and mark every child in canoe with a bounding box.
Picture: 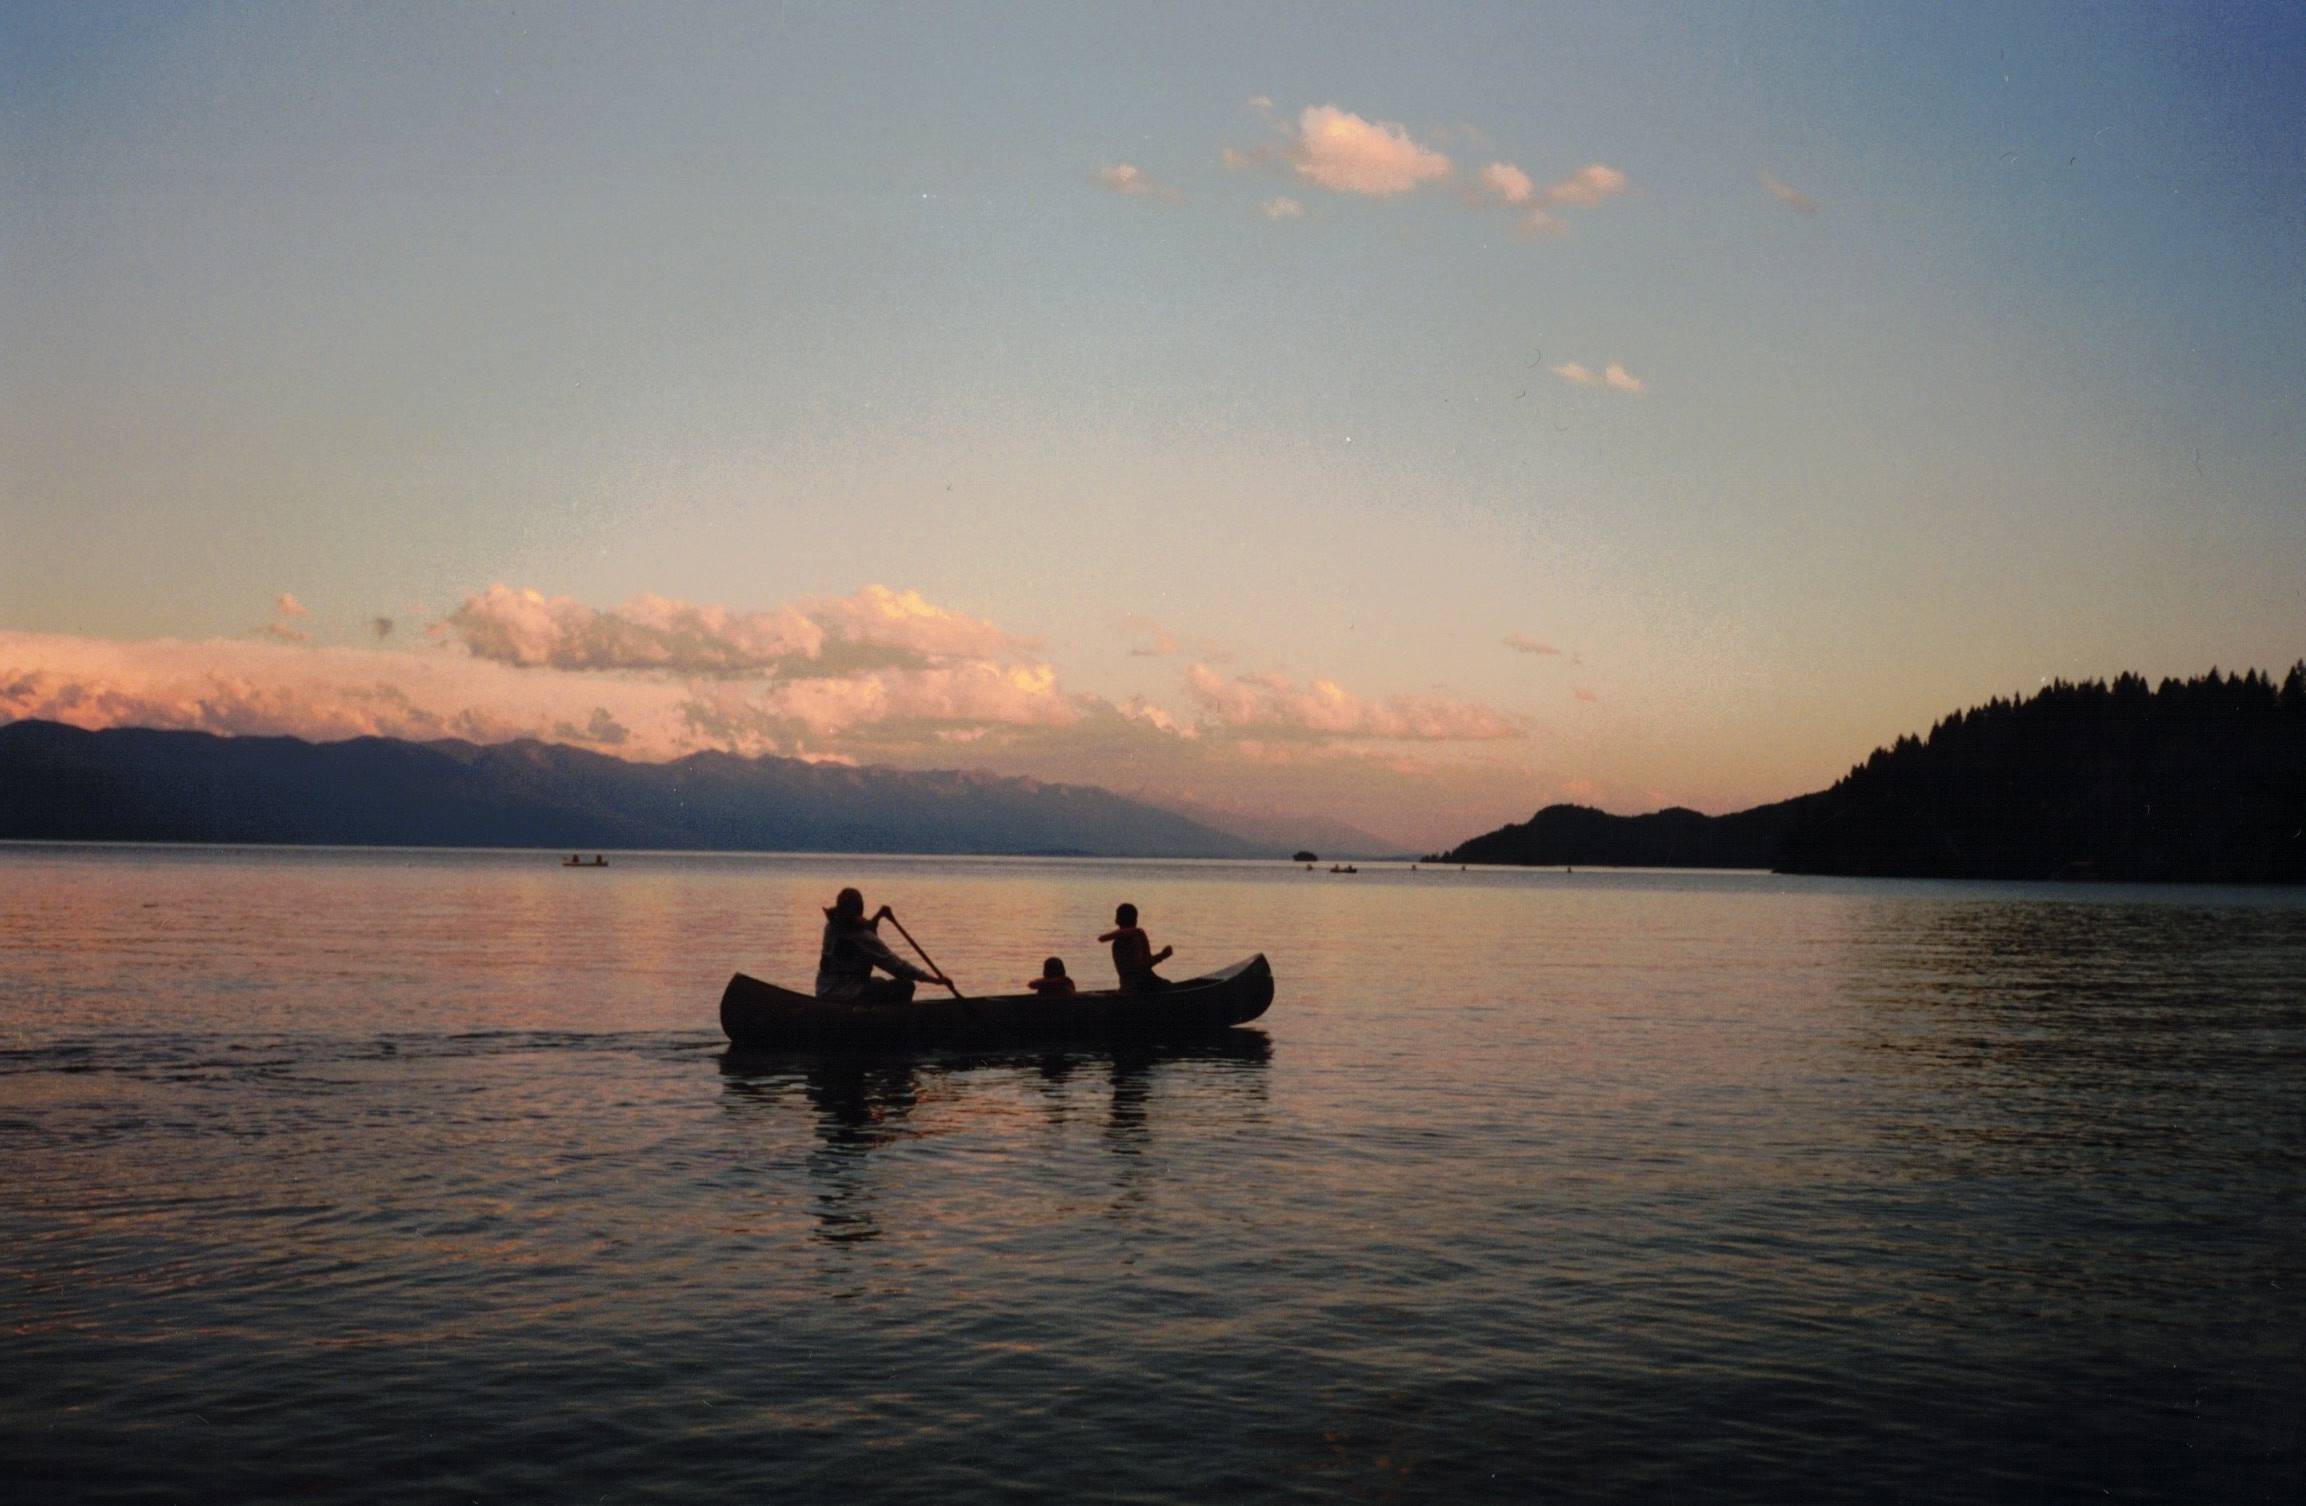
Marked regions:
[1025,957,1077,996]
[1097,903,1172,992]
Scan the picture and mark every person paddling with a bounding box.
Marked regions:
[1097,903,1172,993]
[814,887,947,1002]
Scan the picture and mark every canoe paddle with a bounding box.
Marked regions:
[882,908,964,999]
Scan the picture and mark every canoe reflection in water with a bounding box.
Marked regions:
[717,1035,1272,1245]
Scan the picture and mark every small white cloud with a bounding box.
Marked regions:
[259,593,311,643]
[1550,361,1643,395]
[1260,195,1304,220]
[1517,207,1568,238]
[1095,162,1182,202]
[1478,161,1534,204]
[1760,171,1818,213]
[1542,163,1627,207]
[1289,105,1452,195]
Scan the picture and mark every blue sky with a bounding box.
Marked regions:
[4,2,2302,846]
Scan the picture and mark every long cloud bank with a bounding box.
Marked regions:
[1,584,1539,846]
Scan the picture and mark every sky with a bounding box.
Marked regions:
[4,1,2302,849]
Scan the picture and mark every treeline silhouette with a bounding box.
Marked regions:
[1436,666,2306,883]
[1775,666,2306,881]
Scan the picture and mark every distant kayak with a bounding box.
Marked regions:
[721,954,1274,1051]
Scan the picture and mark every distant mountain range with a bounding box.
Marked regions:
[0,721,1278,859]
[1434,668,2306,884]
[1150,798,1404,861]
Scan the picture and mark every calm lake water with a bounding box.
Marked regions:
[3,845,2302,1504]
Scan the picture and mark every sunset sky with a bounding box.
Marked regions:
[5,2,2302,848]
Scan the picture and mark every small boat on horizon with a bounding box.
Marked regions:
[720,954,1274,1051]
[562,854,609,867]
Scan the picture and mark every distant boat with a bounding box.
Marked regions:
[1329,864,1359,874]
[720,954,1274,1050]
[562,854,609,867]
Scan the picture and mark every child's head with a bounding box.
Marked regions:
[1114,902,1138,927]
[1041,956,1067,979]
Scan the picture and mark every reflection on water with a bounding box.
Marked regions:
[1848,896,2306,1158]
[719,1036,1274,1245]
[2,847,2301,1504]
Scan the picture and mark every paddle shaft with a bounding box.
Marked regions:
[882,910,963,999]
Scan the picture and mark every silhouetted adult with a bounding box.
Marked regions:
[814,887,945,1001]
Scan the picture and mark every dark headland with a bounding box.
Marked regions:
[1432,667,2306,884]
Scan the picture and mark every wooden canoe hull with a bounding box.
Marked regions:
[720,954,1273,1051]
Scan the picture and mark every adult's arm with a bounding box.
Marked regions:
[854,929,936,984]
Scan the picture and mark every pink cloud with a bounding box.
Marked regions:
[1259,195,1304,221]
[443,583,1020,677]
[1503,634,1561,656]
[1549,361,1643,395]
[1478,161,1534,204]
[1573,686,1600,703]
[445,585,823,672]
[1,590,1071,763]
[1288,105,1451,195]
[0,632,694,751]
[801,584,1024,667]
[258,592,311,643]
[1760,171,1818,213]
[1183,663,1523,741]
[777,661,1073,735]
[1542,163,1627,206]
[1095,162,1182,202]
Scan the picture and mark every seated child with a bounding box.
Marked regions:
[1026,956,1078,996]
[1096,903,1173,992]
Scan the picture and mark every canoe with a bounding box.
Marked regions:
[720,953,1273,1051]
